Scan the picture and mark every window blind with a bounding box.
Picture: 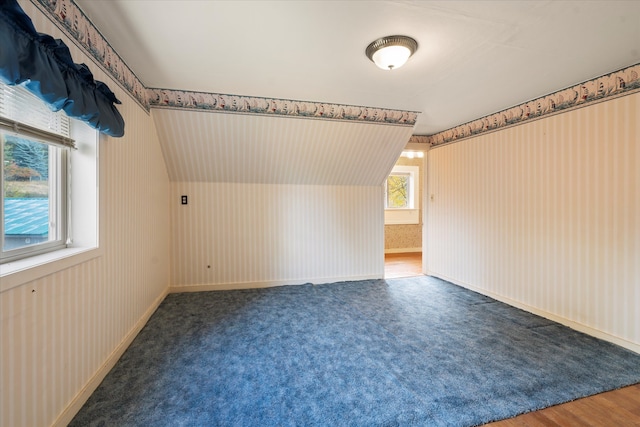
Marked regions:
[0,82,75,149]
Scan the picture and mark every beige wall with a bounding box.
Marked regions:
[151,84,414,292]
[426,91,639,352]
[0,2,171,426]
[385,156,423,253]
[170,182,384,290]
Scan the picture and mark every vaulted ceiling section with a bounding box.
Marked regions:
[152,108,415,185]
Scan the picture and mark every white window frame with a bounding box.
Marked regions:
[384,165,419,225]
[0,131,69,262]
[0,83,75,263]
[0,83,100,291]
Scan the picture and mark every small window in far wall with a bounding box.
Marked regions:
[386,172,411,209]
[384,165,419,225]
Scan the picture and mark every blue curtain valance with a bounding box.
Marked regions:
[0,0,124,137]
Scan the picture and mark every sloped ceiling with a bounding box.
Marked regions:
[72,0,640,184]
[152,109,414,185]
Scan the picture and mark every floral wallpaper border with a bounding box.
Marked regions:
[147,88,418,126]
[408,135,430,145]
[423,63,640,147]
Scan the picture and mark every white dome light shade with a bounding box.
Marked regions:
[366,35,418,71]
[372,45,411,70]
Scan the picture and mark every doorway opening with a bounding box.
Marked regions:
[384,252,422,278]
[383,150,425,278]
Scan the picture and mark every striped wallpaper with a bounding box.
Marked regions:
[152,108,413,186]
[426,91,639,351]
[170,183,384,290]
[156,105,413,292]
[1,1,171,426]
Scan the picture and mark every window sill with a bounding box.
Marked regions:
[0,246,102,293]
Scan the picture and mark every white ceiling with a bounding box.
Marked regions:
[76,0,640,136]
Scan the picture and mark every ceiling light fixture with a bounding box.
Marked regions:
[401,151,424,159]
[366,35,418,70]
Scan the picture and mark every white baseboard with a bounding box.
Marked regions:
[170,274,383,293]
[53,287,169,427]
[385,247,422,254]
[427,271,640,355]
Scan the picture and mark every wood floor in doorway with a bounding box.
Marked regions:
[384,252,422,279]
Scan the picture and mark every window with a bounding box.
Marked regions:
[2,134,67,256]
[386,172,412,209]
[1,83,73,263]
[384,165,419,225]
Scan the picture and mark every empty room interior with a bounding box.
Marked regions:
[1,0,640,426]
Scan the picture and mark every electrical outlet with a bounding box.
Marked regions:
[181,195,188,205]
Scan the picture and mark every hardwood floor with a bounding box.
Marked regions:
[384,252,423,278]
[486,383,640,426]
[384,253,640,426]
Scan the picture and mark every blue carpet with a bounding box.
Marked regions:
[70,277,640,426]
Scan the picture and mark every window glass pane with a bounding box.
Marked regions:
[386,173,410,208]
[3,135,55,251]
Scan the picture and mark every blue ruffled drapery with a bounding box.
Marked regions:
[0,0,124,137]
